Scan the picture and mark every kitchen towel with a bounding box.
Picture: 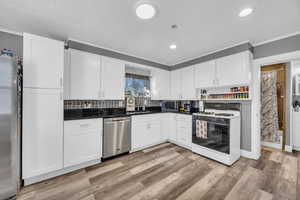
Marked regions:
[196,120,207,139]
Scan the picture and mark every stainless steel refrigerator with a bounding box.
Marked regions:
[0,55,21,200]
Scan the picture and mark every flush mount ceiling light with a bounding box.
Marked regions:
[169,44,177,50]
[239,8,253,17]
[135,2,157,20]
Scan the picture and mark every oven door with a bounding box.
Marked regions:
[192,116,230,154]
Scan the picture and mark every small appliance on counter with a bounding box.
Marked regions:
[126,96,135,112]
[192,109,241,165]
[161,101,179,112]
[199,100,205,112]
[183,103,191,112]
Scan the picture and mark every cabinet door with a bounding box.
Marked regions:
[195,61,216,88]
[216,51,251,86]
[293,112,300,150]
[177,127,189,146]
[64,50,71,99]
[160,114,170,140]
[151,69,170,100]
[148,120,161,144]
[69,49,101,100]
[168,114,177,141]
[22,88,63,178]
[170,70,182,99]
[23,33,64,89]
[132,122,148,150]
[101,56,125,100]
[181,66,196,100]
[64,119,102,168]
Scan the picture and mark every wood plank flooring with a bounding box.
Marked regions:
[17,143,300,200]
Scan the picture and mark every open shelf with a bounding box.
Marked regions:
[201,98,251,101]
[197,85,251,101]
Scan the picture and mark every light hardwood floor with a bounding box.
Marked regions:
[17,143,300,200]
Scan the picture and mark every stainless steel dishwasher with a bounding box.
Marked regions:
[103,117,131,159]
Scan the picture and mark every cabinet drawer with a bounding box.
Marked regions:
[64,118,103,133]
[132,114,161,124]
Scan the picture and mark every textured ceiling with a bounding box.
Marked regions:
[0,0,299,65]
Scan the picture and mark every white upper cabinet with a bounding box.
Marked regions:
[194,51,252,89]
[181,66,196,100]
[170,69,182,99]
[216,51,251,86]
[66,50,125,100]
[69,49,101,100]
[195,60,216,88]
[170,67,195,100]
[23,33,64,89]
[101,56,125,100]
[151,68,170,100]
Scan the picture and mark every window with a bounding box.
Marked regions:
[125,73,150,97]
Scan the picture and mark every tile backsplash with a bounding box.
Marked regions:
[64,98,161,110]
[64,100,124,109]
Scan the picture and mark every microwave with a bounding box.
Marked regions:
[161,101,178,112]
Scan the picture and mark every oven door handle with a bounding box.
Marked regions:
[195,121,229,126]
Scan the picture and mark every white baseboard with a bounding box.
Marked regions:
[261,141,281,149]
[241,150,259,160]
[293,146,300,151]
[285,145,293,152]
[130,140,167,153]
[23,159,101,186]
[261,141,293,152]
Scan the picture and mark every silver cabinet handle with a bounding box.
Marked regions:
[80,124,90,127]
[60,78,63,87]
[147,123,151,129]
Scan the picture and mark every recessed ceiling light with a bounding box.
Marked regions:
[239,8,253,17]
[135,2,157,20]
[170,44,177,50]
[171,24,178,29]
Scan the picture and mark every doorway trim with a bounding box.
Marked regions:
[252,50,300,158]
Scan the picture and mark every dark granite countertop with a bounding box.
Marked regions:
[64,107,195,121]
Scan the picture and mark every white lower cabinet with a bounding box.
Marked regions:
[160,114,171,140]
[64,119,102,168]
[22,88,63,179]
[175,115,192,148]
[131,114,163,151]
[293,112,300,151]
[168,114,177,142]
[131,113,192,152]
